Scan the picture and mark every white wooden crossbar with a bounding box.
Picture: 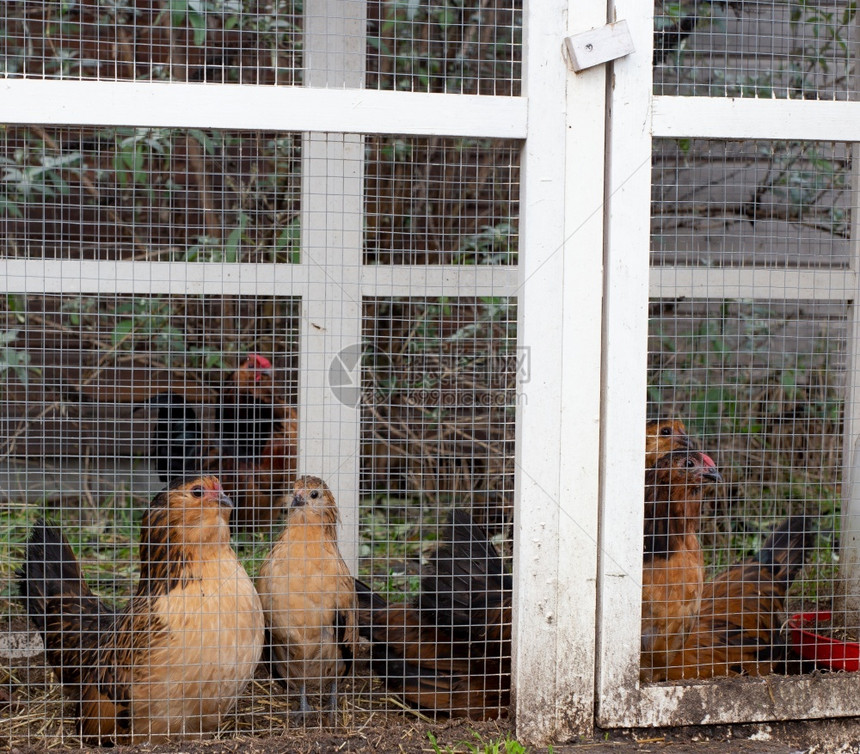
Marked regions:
[653,95,860,140]
[0,79,527,139]
[650,267,856,301]
[0,261,520,297]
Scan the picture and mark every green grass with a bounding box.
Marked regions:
[359,496,442,602]
[428,731,546,754]
[2,493,141,610]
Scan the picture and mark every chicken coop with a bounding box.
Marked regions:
[2,0,860,748]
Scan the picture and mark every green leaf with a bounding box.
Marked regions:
[0,197,23,218]
[188,129,216,155]
[188,10,208,46]
[170,0,189,26]
[224,213,249,262]
[111,319,135,343]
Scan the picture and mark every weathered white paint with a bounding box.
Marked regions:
[652,95,860,140]
[595,0,655,727]
[296,0,365,570]
[0,260,306,294]
[835,141,860,634]
[602,673,860,728]
[0,78,527,139]
[600,2,860,732]
[650,267,856,301]
[0,261,518,298]
[359,265,519,298]
[512,0,602,742]
[556,0,612,737]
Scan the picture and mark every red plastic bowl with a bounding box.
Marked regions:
[789,611,860,672]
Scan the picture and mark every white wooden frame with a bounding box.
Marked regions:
[512,0,605,741]
[597,0,860,728]
[296,0,366,567]
[0,0,604,745]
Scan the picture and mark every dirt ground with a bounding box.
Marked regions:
[5,621,860,754]
[8,717,860,754]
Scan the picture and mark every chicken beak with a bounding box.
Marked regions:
[291,493,306,508]
[701,453,723,484]
[218,492,234,511]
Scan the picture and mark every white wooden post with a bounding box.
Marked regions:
[833,16,860,634]
[513,0,605,741]
[594,0,655,723]
[298,0,366,567]
[835,141,860,627]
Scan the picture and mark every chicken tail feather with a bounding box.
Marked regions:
[354,578,388,641]
[140,392,205,483]
[18,521,113,686]
[753,514,817,587]
[335,610,354,675]
[421,511,511,642]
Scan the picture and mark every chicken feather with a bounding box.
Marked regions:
[257,476,358,721]
[640,448,722,682]
[141,354,298,530]
[662,514,816,680]
[356,511,510,720]
[18,476,264,745]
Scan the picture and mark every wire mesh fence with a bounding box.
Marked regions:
[364,137,520,265]
[0,116,519,746]
[1,0,522,93]
[5,0,860,747]
[645,135,853,684]
[651,139,852,267]
[654,0,857,100]
[0,291,517,745]
[1,126,303,261]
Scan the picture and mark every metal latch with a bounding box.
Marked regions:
[564,20,635,73]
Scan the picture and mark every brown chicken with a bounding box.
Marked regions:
[661,515,816,681]
[18,476,264,745]
[356,511,511,720]
[211,353,299,529]
[640,448,722,683]
[355,416,687,717]
[142,353,298,530]
[645,418,692,468]
[256,476,358,721]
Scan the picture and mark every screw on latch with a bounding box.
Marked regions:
[564,20,635,72]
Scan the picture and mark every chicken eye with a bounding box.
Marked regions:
[310,490,320,499]
[191,485,205,498]
[660,426,673,436]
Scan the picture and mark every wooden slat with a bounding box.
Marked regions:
[650,266,856,301]
[0,260,517,297]
[606,673,860,728]
[595,0,656,727]
[512,0,602,742]
[652,95,860,141]
[297,0,366,570]
[0,79,527,139]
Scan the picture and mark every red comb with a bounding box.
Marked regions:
[247,353,273,370]
[702,452,717,468]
